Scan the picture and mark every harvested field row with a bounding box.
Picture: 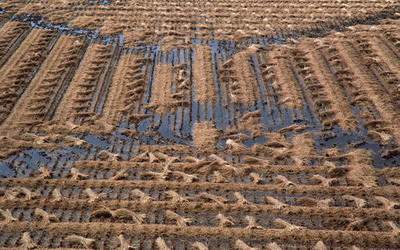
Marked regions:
[1,196,399,223]
[70,160,400,178]
[1,178,399,199]
[0,20,29,67]
[220,47,259,105]
[1,35,86,131]
[101,52,149,127]
[67,161,399,188]
[261,47,304,110]
[54,43,114,124]
[1,223,398,249]
[193,45,215,103]
[333,39,400,143]
[0,202,398,233]
[149,63,191,115]
[0,28,57,126]
[192,121,218,152]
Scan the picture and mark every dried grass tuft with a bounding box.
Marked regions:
[155,237,171,250]
[273,175,296,187]
[51,188,62,202]
[313,241,327,250]
[245,215,263,229]
[342,195,366,208]
[235,239,259,250]
[5,187,38,201]
[192,241,208,250]
[20,232,37,249]
[265,196,287,209]
[266,242,282,250]
[165,190,189,203]
[118,234,139,250]
[65,234,95,249]
[0,209,17,222]
[91,207,145,224]
[131,189,154,203]
[215,213,234,228]
[68,167,89,180]
[34,208,59,223]
[274,218,305,231]
[375,196,399,210]
[84,188,105,203]
[165,210,192,227]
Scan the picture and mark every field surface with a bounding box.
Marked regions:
[0,0,400,249]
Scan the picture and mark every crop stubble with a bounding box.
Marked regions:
[0,1,399,249]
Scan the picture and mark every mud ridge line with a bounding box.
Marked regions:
[70,160,400,178]
[1,198,398,221]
